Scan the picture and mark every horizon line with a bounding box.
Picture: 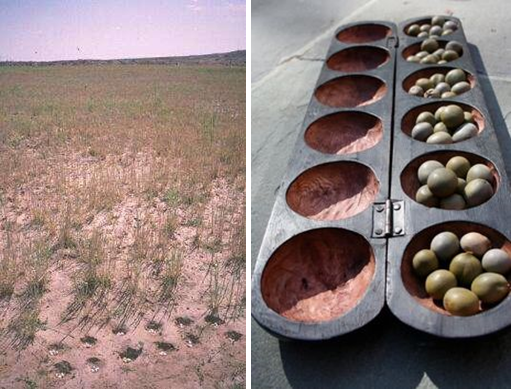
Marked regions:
[0,49,246,64]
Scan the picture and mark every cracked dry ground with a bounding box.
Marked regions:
[0,65,245,388]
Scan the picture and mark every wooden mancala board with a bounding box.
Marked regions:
[252,16,511,340]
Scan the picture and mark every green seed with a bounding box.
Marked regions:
[413,249,439,277]
[425,269,457,300]
[418,160,444,184]
[451,81,471,95]
[446,156,471,178]
[449,252,483,286]
[416,111,437,126]
[445,69,466,86]
[471,273,509,304]
[443,287,479,316]
[441,104,465,128]
[416,185,439,207]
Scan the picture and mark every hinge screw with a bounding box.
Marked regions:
[375,229,383,235]
[395,228,402,234]
[393,204,401,211]
[376,205,385,212]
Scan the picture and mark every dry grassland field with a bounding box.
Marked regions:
[0,63,245,388]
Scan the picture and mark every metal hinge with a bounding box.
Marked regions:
[371,199,405,238]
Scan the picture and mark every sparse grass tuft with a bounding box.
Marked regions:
[159,249,183,302]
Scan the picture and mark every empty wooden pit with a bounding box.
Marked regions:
[287,161,380,220]
[336,24,392,44]
[261,228,375,323]
[401,221,511,315]
[304,111,383,155]
[327,46,390,72]
[315,75,387,108]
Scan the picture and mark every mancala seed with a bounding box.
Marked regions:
[482,249,511,274]
[466,164,493,183]
[441,91,456,98]
[430,73,445,85]
[427,168,458,197]
[464,111,474,123]
[443,288,479,316]
[443,21,458,31]
[460,232,491,257]
[464,179,494,207]
[413,249,439,277]
[446,156,471,178]
[426,270,457,300]
[441,105,465,128]
[408,24,420,36]
[431,15,446,26]
[421,38,439,52]
[412,122,434,141]
[418,160,444,184]
[429,26,443,37]
[445,69,466,86]
[451,81,471,95]
[442,50,459,62]
[409,85,424,96]
[440,194,466,210]
[420,24,431,32]
[426,132,453,144]
[421,55,439,65]
[433,122,448,133]
[452,123,478,142]
[433,48,445,58]
[431,231,460,262]
[445,40,463,55]
[471,273,509,304]
[456,178,467,194]
[434,106,446,121]
[449,252,483,286]
[416,111,437,126]
[416,78,434,91]
[434,82,451,95]
[416,185,439,207]
[425,88,441,98]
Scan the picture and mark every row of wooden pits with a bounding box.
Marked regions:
[258,20,510,333]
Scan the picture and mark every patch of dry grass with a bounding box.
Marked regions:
[0,64,245,387]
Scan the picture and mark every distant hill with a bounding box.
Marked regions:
[0,50,245,67]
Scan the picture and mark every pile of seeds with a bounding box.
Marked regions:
[415,156,495,209]
[412,231,511,316]
[411,104,478,144]
[407,16,458,38]
[408,68,470,98]
[406,39,463,65]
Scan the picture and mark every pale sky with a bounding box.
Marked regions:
[0,0,246,61]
